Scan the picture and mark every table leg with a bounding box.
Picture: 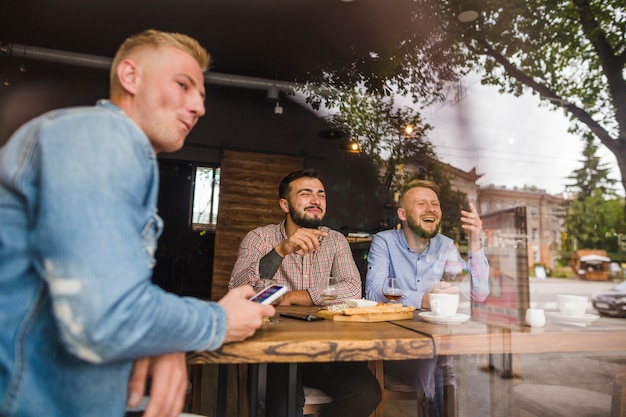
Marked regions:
[190,364,203,414]
[216,364,228,417]
[246,363,299,417]
[248,365,257,417]
[287,363,298,417]
[247,364,265,417]
[501,353,514,379]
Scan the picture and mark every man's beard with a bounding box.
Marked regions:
[289,202,324,228]
[407,217,439,239]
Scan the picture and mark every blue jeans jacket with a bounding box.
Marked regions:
[0,100,227,416]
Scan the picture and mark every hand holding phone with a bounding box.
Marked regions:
[250,284,287,305]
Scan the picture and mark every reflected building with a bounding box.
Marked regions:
[478,185,566,269]
[439,163,566,270]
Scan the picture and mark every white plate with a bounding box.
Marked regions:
[346,299,378,308]
[547,312,600,325]
[418,312,470,325]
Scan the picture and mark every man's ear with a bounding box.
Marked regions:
[116,59,139,95]
[397,207,407,221]
[279,198,289,214]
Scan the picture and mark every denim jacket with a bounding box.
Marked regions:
[0,100,227,417]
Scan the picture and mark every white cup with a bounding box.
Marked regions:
[429,293,459,317]
[525,308,546,327]
[557,295,588,317]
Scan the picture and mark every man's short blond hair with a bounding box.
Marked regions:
[399,179,441,206]
[110,29,210,95]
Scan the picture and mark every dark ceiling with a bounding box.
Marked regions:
[1,0,418,84]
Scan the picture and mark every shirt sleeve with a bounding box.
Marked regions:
[467,247,490,302]
[259,249,284,279]
[365,234,407,303]
[32,113,227,363]
[229,228,266,288]
[366,233,428,308]
[307,233,362,305]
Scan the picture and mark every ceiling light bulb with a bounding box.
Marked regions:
[340,140,360,153]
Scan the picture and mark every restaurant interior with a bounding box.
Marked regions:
[2,1,625,417]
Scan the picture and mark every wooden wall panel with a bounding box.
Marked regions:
[211,150,303,300]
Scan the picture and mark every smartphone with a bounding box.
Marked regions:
[279,313,323,321]
[250,284,287,305]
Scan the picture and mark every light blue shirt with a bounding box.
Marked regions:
[0,100,227,417]
[366,229,490,308]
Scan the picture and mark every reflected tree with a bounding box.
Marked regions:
[322,90,440,192]
[305,0,626,198]
[564,135,625,250]
[322,88,467,238]
[452,0,626,196]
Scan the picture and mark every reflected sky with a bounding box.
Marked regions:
[422,73,622,196]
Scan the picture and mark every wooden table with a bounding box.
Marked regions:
[391,311,626,416]
[391,311,626,355]
[186,306,434,417]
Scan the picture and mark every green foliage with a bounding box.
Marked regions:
[445,0,626,192]
[461,0,624,128]
[565,194,626,249]
[302,1,470,104]
[303,0,626,195]
[323,90,440,193]
[437,178,470,242]
[323,88,467,238]
[566,134,617,197]
[564,136,626,249]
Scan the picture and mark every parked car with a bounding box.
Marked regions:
[591,280,626,317]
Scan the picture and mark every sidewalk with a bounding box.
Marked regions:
[384,351,623,417]
[383,278,623,417]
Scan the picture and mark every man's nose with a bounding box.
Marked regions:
[190,93,206,117]
[310,194,323,205]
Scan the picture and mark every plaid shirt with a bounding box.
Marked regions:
[229,221,362,305]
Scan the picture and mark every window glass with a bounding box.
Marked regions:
[191,166,220,231]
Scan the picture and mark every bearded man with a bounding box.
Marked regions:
[229,168,381,417]
[365,178,490,417]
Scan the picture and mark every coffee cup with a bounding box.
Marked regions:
[525,308,546,327]
[429,293,459,317]
[557,295,588,317]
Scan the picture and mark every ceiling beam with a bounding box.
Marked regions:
[1,42,298,94]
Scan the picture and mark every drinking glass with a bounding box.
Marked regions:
[442,260,468,284]
[382,277,404,303]
[320,277,339,301]
[254,279,281,324]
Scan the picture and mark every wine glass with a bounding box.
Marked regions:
[320,277,339,302]
[382,277,404,303]
[254,279,281,324]
[442,260,469,284]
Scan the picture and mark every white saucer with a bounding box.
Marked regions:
[419,312,470,325]
[547,312,600,325]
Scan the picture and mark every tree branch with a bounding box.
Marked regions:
[572,0,626,139]
[471,38,620,156]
